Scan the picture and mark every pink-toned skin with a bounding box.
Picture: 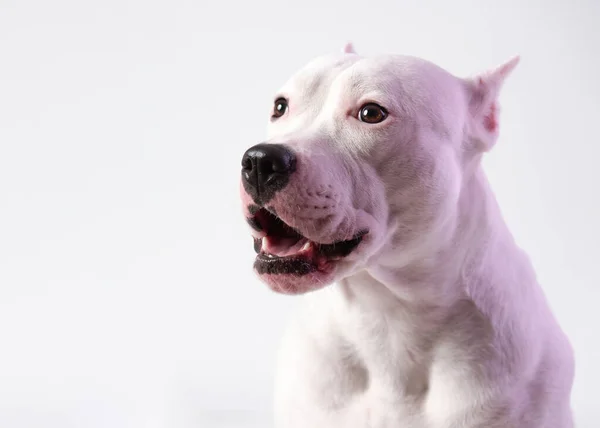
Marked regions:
[240,45,575,427]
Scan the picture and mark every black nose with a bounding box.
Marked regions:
[241,143,296,205]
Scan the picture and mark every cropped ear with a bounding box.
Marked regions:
[464,56,519,152]
[342,42,356,54]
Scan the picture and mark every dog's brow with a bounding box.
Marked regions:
[284,56,360,100]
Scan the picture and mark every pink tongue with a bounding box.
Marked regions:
[264,236,307,257]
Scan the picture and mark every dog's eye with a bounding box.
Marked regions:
[272,97,288,119]
[358,103,388,124]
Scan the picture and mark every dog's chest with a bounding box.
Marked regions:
[275,286,447,427]
[339,292,435,399]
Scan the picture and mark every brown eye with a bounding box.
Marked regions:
[272,97,288,118]
[358,103,388,124]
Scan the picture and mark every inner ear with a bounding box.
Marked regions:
[482,102,498,133]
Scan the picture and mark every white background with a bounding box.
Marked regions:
[0,0,598,427]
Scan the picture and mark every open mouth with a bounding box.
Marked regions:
[248,207,366,276]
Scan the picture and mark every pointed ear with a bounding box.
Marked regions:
[342,42,356,54]
[465,56,519,152]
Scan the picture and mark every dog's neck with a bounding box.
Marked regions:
[331,163,545,393]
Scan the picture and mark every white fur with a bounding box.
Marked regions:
[256,48,574,427]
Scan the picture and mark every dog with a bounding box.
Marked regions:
[239,43,575,428]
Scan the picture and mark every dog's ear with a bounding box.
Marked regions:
[342,42,356,54]
[464,56,519,152]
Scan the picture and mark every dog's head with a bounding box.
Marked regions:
[240,44,518,294]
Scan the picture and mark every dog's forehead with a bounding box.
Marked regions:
[280,54,462,110]
[349,55,459,93]
[278,54,361,98]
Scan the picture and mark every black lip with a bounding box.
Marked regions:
[316,232,366,258]
[254,254,317,276]
[246,216,263,232]
[253,238,262,254]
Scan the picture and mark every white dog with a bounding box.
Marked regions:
[239,43,575,428]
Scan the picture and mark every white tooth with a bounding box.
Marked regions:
[261,237,267,251]
[301,241,311,252]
